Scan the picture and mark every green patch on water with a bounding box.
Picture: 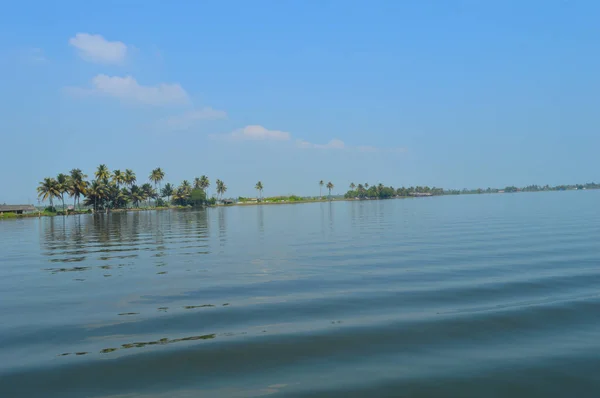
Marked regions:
[118,312,139,316]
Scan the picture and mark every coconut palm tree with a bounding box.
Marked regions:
[124,169,136,187]
[365,183,369,189]
[350,182,356,190]
[141,183,156,207]
[199,175,210,196]
[95,164,110,183]
[216,179,227,200]
[127,185,145,208]
[255,181,263,200]
[85,180,108,211]
[172,187,189,206]
[150,168,165,194]
[56,173,70,211]
[180,180,191,195]
[319,180,324,198]
[326,182,334,199]
[161,183,174,204]
[112,169,126,188]
[69,169,88,209]
[193,177,202,190]
[37,178,61,209]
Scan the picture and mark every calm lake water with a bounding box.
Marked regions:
[2,191,600,397]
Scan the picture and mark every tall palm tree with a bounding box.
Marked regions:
[199,175,210,196]
[365,183,370,189]
[255,181,263,200]
[350,182,356,190]
[95,164,110,183]
[319,180,324,198]
[216,179,227,200]
[326,182,334,199]
[161,183,174,204]
[124,169,136,187]
[56,173,70,211]
[150,168,165,194]
[37,178,61,209]
[69,169,88,209]
[193,177,202,190]
[112,169,126,188]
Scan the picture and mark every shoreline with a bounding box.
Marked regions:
[2,188,596,220]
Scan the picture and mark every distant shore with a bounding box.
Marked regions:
[3,187,598,220]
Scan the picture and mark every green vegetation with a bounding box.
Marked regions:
[34,165,226,213]
[12,167,600,220]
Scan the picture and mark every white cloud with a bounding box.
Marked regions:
[296,139,345,149]
[161,107,227,130]
[69,33,127,64]
[67,74,190,106]
[212,125,291,141]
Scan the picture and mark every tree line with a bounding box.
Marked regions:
[37,165,229,212]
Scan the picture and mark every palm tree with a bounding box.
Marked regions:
[124,169,136,187]
[193,177,202,190]
[216,179,227,200]
[357,184,365,198]
[150,168,165,194]
[326,182,334,199]
[127,185,144,208]
[199,175,210,196]
[56,173,70,211]
[37,178,61,209]
[161,183,174,204]
[69,169,88,209]
[350,183,356,191]
[180,180,191,195]
[85,180,108,211]
[365,183,370,189]
[95,164,110,183]
[319,180,324,198]
[172,187,189,206]
[255,181,263,200]
[141,183,155,207]
[112,169,126,188]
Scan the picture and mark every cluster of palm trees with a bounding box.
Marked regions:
[37,165,228,212]
[319,180,335,198]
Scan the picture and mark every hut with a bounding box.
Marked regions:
[0,205,37,214]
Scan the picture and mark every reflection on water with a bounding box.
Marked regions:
[3,193,600,398]
[40,210,210,271]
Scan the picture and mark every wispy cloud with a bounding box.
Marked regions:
[65,74,190,106]
[69,33,127,65]
[211,125,291,141]
[297,139,406,153]
[296,139,345,149]
[160,107,227,130]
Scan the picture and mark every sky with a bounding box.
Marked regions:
[1,0,599,203]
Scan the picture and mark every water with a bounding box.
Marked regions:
[2,191,600,397]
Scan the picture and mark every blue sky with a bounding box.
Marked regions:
[1,0,599,203]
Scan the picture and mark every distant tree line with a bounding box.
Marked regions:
[343,182,600,199]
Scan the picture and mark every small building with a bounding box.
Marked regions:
[0,205,37,214]
[221,199,234,205]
